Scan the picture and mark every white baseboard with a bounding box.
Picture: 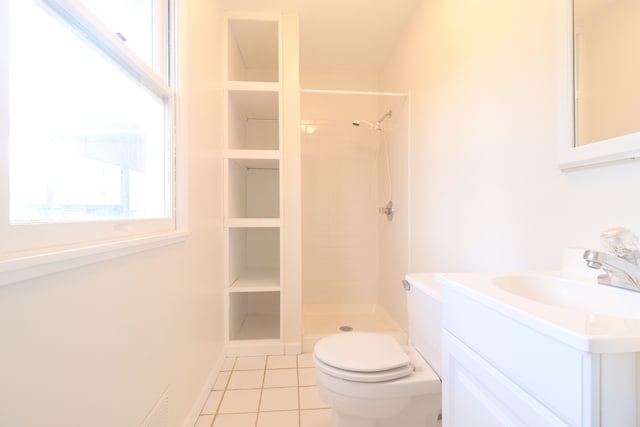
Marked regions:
[180,353,225,427]
[224,340,302,357]
[285,341,302,355]
[225,340,284,357]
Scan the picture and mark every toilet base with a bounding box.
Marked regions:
[319,384,441,427]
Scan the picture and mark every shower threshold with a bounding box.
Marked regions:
[302,303,407,353]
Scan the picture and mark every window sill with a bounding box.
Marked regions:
[0,230,190,287]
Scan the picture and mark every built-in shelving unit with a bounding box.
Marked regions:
[224,13,282,353]
[224,11,301,357]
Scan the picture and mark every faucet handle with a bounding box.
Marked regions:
[600,227,640,265]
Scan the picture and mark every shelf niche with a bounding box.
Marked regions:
[227,158,280,219]
[228,19,279,83]
[229,291,280,340]
[228,90,279,150]
[228,227,280,289]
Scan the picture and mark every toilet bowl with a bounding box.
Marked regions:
[312,274,443,427]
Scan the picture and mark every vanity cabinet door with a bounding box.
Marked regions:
[443,331,568,427]
[443,286,589,424]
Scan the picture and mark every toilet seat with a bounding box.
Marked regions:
[313,353,414,382]
[313,332,413,383]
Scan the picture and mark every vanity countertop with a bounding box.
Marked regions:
[436,270,640,354]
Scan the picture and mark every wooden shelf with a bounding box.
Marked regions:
[227,157,279,170]
[227,81,280,92]
[230,267,280,291]
[225,149,281,160]
[301,88,408,97]
[226,218,281,228]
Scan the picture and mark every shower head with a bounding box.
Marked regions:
[352,110,392,131]
[352,119,378,129]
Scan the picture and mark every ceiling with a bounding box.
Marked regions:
[221,0,423,72]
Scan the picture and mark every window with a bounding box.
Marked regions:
[0,0,178,258]
[78,0,160,71]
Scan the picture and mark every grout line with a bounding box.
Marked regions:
[209,357,234,426]
[201,356,319,427]
[296,361,302,427]
[254,365,266,427]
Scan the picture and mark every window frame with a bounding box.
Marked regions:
[0,0,187,286]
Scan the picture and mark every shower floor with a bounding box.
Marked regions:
[302,304,407,353]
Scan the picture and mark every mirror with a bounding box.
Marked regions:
[558,0,640,170]
[575,0,640,146]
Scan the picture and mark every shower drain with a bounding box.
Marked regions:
[339,325,353,332]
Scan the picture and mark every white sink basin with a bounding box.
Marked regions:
[437,264,640,353]
[492,274,640,319]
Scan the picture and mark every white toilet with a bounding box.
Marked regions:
[312,274,442,427]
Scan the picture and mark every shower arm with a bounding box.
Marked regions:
[377,110,392,125]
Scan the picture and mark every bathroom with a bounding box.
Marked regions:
[0,0,639,426]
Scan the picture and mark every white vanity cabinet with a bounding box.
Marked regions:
[440,278,639,427]
[443,331,568,426]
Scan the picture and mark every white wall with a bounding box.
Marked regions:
[382,0,640,279]
[0,1,225,425]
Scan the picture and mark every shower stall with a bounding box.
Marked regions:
[300,89,409,352]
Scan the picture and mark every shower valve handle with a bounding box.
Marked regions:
[379,201,394,221]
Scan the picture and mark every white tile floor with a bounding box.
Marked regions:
[194,354,335,427]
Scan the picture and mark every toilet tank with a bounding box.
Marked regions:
[405,273,442,377]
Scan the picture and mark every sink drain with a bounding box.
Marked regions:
[339,325,353,332]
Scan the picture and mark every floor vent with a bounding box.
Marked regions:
[141,386,169,427]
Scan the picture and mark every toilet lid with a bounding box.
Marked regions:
[313,353,414,382]
[314,332,411,373]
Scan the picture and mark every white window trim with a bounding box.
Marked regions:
[0,0,189,286]
[0,230,189,287]
[37,0,173,98]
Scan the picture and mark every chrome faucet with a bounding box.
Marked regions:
[584,227,640,292]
